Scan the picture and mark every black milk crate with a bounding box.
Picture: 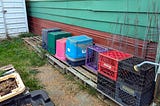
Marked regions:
[118,57,155,91]
[115,81,155,106]
[1,90,55,106]
[97,73,116,99]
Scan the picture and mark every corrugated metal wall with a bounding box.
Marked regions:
[0,0,28,38]
[27,0,160,61]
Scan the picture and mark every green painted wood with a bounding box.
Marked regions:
[48,31,72,54]
[28,7,159,28]
[27,0,160,41]
[29,12,158,41]
[28,0,160,12]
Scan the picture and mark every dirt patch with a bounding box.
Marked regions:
[0,78,18,96]
[36,64,118,106]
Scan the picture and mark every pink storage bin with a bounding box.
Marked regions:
[55,38,67,61]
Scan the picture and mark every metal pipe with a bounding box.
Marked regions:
[134,61,160,72]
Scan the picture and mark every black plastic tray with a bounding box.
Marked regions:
[1,90,55,106]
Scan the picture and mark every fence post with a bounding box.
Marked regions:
[154,23,160,101]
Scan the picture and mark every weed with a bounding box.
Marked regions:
[0,37,45,90]
[0,70,6,77]
[156,95,160,105]
[29,69,40,75]
[18,33,36,38]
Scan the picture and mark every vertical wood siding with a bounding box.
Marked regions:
[0,0,28,38]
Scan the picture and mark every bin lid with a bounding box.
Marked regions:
[48,31,71,36]
[67,35,92,42]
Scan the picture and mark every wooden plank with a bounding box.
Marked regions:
[73,66,97,83]
[82,65,98,75]
[24,39,41,54]
[30,37,40,45]
[45,54,68,69]
[154,73,160,98]
[0,64,14,71]
[34,36,42,41]
[23,38,43,58]
[97,89,123,106]
[66,67,97,89]
[52,55,69,66]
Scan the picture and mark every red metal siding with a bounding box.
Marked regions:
[28,16,157,61]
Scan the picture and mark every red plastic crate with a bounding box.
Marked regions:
[99,50,132,72]
[98,65,118,81]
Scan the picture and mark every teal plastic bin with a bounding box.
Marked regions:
[48,31,72,55]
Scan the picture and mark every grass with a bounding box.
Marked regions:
[0,37,46,91]
[156,95,160,105]
[19,32,36,38]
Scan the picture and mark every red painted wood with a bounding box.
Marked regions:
[28,16,157,61]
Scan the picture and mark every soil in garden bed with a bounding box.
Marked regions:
[0,78,18,96]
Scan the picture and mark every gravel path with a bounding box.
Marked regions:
[36,64,118,106]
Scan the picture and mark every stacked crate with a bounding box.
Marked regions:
[98,50,132,81]
[97,50,132,99]
[66,35,93,66]
[48,31,72,55]
[42,28,61,50]
[116,57,155,106]
[97,73,116,98]
[85,45,109,73]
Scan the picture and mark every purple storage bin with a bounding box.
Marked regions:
[85,45,109,72]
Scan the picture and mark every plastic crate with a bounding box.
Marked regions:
[98,65,118,81]
[55,38,67,61]
[97,73,116,99]
[42,28,61,50]
[85,45,109,72]
[48,31,72,55]
[115,81,155,106]
[99,50,132,72]
[66,35,93,59]
[118,57,155,91]
[1,90,55,106]
[0,72,25,102]
[66,54,85,66]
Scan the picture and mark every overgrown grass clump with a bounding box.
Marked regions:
[0,37,45,90]
[19,32,36,38]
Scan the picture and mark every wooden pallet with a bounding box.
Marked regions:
[23,36,126,106]
[0,64,14,71]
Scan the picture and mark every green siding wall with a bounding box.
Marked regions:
[27,0,160,41]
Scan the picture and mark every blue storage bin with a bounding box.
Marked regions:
[42,28,61,50]
[66,54,85,66]
[66,35,93,59]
